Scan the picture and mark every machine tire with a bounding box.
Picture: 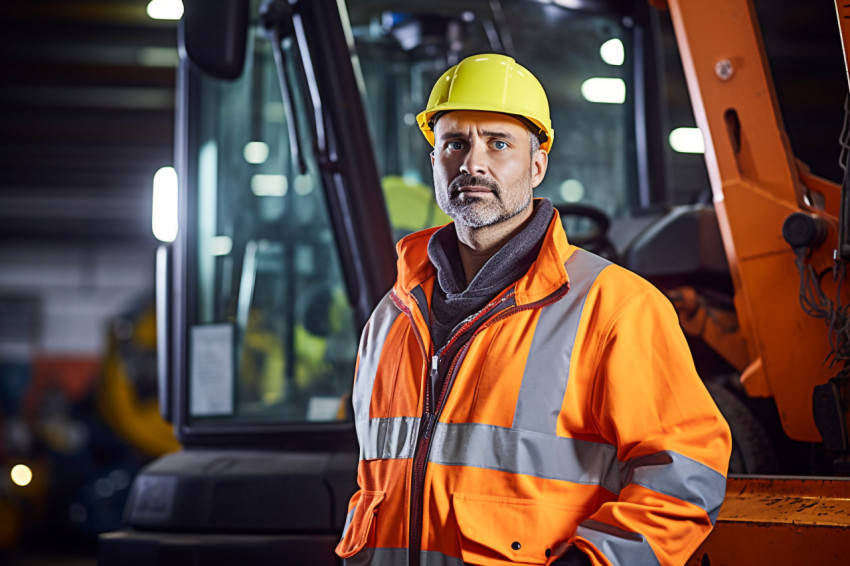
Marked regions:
[704,381,780,474]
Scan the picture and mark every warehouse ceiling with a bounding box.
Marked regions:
[0,0,846,244]
[0,0,177,243]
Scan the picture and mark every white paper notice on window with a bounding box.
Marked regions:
[190,324,234,416]
[307,396,342,421]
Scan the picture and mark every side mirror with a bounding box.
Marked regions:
[180,0,250,81]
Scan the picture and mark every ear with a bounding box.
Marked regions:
[430,150,435,167]
[530,150,548,189]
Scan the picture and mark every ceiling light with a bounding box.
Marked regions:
[146,0,184,21]
[210,236,233,256]
[552,0,585,8]
[559,179,585,203]
[152,166,179,242]
[243,141,270,164]
[11,464,32,487]
[293,175,314,196]
[669,127,705,154]
[580,78,626,104]
[251,175,288,197]
[600,38,624,66]
[137,47,179,68]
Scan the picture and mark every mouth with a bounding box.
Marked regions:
[448,174,501,200]
[457,185,493,194]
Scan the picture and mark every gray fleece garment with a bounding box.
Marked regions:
[426,198,554,352]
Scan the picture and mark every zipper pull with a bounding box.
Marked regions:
[420,355,440,424]
[422,412,437,441]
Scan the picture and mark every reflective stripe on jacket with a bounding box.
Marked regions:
[336,210,732,566]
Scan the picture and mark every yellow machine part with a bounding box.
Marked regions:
[96,307,180,458]
[382,175,451,236]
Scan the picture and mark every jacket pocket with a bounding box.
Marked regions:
[452,492,589,565]
[335,490,386,559]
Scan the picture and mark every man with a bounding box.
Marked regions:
[336,53,731,566]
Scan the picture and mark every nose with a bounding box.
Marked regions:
[460,141,487,176]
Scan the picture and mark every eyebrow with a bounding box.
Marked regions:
[438,130,518,142]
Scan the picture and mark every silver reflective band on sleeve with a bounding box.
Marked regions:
[344,548,464,566]
[356,416,421,461]
[514,249,610,435]
[340,505,357,540]
[352,293,402,421]
[430,422,620,492]
[620,450,727,524]
[575,519,661,566]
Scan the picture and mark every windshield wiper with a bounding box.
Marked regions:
[261,0,307,175]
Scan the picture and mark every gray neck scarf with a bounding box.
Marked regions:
[426,198,554,351]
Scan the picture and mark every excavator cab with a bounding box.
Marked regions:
[146,0,696,446]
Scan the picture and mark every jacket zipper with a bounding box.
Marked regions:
[408,354,438,566]
[433,282,570,423]
[405,282,569,566]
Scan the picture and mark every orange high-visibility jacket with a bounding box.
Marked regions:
[337,210,732,566]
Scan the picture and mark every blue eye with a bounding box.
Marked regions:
[493,140,508,150]
[447,141,465,150]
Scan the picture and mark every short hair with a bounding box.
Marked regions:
[530,130,541,155]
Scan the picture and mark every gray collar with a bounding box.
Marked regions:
[427,198,554,298]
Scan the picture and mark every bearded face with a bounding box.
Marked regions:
[431,111,545,229]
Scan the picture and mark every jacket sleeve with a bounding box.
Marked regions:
[568,283,732,566]
[337,316,372,559]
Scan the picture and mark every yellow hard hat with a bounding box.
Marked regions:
[416,53,554,153]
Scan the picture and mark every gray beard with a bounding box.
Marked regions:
[443,191,532,228]
[437,173,533,228]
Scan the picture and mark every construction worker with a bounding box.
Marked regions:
[337,53,731,566]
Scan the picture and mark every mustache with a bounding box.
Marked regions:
[448,173,501,196]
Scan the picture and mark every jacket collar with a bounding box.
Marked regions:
[393,199,574,307]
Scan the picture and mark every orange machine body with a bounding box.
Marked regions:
[665,0,844,442]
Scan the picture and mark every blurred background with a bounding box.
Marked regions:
[0,1,180,564]
[0,0,846,564]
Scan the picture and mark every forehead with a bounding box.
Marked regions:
[434,110,529,138]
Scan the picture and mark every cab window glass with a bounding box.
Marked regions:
[347,0,634,241]
[189,24,357,424]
